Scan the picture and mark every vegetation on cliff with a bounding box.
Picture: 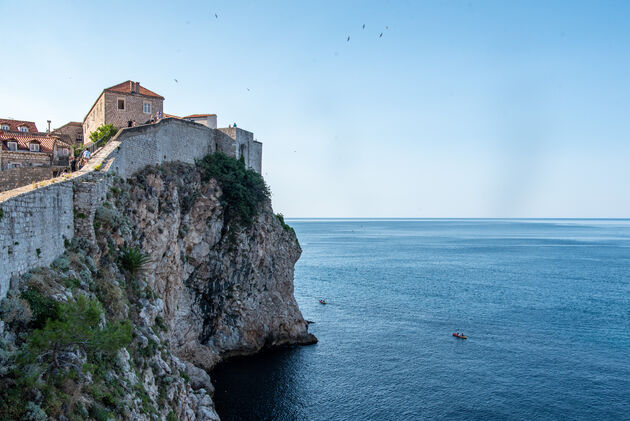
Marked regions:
[197,153,270,227]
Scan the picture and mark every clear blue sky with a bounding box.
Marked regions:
[1,0,629,217]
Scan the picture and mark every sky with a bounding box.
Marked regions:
[1,0,629,218]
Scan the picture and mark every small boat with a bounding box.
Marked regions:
[452,333,467,339]
[319,299,327,305]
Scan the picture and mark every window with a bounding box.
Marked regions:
[1,124,9,130]
[8,163,22,169]
[18,126,28,132]
[117,99,125,110]
[7,141,17,151]
[143,102,151,114]
[29,143,40,152]
[58,148,69,156]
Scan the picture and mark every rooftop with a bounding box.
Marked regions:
[0,118,38,133]
[104,81,164,99]
[0,131,71,154]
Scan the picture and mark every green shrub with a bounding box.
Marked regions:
[119,247,150,276]
[196,153,270,227]
[20,289,60,329]
[24,296,132,368]
[276,213,295,235]
[89,124,118,149]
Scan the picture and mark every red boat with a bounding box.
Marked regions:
[452,333,467,339]
[319,299,327,305]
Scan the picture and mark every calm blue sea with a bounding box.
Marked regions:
[212,219,630,420]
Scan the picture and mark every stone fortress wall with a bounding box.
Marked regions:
[0,118,262,299]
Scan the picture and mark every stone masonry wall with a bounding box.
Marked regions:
[0,182,74,298]
[103,93,164,132]
[83,93,105,144]
[108,118,214,179]
[0,167,56,192]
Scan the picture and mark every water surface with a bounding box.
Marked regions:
[213,219,630,420]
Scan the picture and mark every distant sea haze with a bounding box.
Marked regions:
[213,219,630,420]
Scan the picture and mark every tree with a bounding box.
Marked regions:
[89,124,118,148]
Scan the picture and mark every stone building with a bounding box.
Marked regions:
[184,114,217,129]
[0,130,72,170]
[53,121,83,146]
[83,81,164,143]
[0,118,72,191]
[218,127,263,173]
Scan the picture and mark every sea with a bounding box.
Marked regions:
[212,219,630,420]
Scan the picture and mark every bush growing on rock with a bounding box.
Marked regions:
[197,152,270,227]
[119,247,150,276]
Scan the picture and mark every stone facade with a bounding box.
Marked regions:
[83,81,164,143]
[0,181,74,298]
[0,166,56,192]
[53,122,83,146]
[218,127,263,173]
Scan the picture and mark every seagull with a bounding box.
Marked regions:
[347,36,350,42]
[379,32,383,38]
[174,78,178,83]
[362,24,365,29]
[215,13,218,18]
[247,88,250,91]
[386,25,389,30]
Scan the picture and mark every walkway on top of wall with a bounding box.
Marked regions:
[0,138,120,204]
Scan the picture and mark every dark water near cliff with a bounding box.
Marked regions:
[212,219,630,420]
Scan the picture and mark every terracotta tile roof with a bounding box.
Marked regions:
[104,81,165,99]
[184,114,217,118]
[0,118,38,133]
[0,131,71,154]
[163,113,181,119]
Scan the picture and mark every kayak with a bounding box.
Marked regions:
[452,333,467,339]
[319,299,327,305]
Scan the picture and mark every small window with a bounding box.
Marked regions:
[7,141,17,151]
[59,148,69,156]
[19,126,28,132]
[143,103,151,114]
[117,99,125,110]
[29,143,40,152]
[1,124,9,130]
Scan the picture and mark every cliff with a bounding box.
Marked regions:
[0,156,315,420]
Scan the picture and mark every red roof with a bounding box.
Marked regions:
[163,113,181,119]
[0,118,38,133]
[0,131,71,154]
[104,81,164,99]
[184,114,217,118]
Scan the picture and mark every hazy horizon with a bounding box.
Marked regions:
[1,0,629,218]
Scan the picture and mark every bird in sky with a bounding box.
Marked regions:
[174,78,178,83]
[379,32,383,38]
[247,88,250,91]
[347,36,350,42]
[362,24,365,29]
[386,25,389,30]
[215,13,218,18]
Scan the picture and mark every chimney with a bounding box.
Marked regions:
[135,81,140,93]
[129,81,134,92]
[47,120,51,133]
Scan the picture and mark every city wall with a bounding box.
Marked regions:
[0,118,262,299]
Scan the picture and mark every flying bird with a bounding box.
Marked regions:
[347,36,350,42]
[386,25,389,30]
[215,13,218,18]
[247,88,250,91]
[379,32,383,38]
[174,78,178,83]
[362,24,365,29]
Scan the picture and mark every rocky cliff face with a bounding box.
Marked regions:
[0,159,315,420]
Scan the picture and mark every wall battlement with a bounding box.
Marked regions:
[0,118,262,298]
